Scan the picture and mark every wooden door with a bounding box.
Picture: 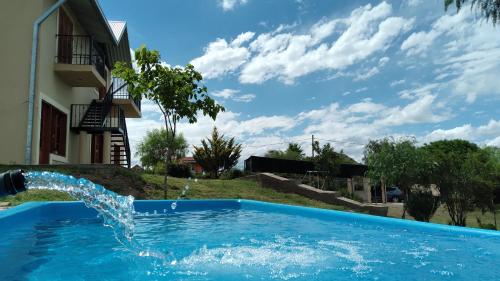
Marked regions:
[91,134,104,163]
[57,8,73,63]
[98,86,107,100]
[113,144,121,165]
[39,102,51,164]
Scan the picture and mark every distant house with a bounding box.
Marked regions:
[179,157,203,174]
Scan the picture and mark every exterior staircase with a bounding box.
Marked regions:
[70,81,131,168]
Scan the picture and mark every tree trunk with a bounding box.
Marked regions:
[164,148,169,199]
[402,187,409,219]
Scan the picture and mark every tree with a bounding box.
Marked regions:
[136,129,188,171]
[113,46,224,198]
[310,141,356,189]
[265,143,305,160]
[423,140,496,226]
[193,127,242,178]
[364,137,430,218]
[445,0,500,25]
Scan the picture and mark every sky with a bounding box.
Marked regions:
[100,0,500,165]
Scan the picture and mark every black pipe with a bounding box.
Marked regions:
[0,170,26,197]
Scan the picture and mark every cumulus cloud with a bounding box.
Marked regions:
[191,2,413,84]
[423,119,500,145]
[190,32,255,79]
[240,2,413,84]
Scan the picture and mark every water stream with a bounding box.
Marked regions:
[25,171,136,244]
[23,171,194,266]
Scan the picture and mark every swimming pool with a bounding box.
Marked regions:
[0,200,499,280]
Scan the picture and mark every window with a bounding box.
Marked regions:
[39,101,67,164]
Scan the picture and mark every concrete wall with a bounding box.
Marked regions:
[0,1,103,165]
[258,173,388,216]
[0,0,44,164]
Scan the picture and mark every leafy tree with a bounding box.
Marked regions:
[193,127,242,178]
[311,141,356,189]
[136,129,188,171]
[364,137,430,218]
[113,46,224,198]
[445,0,500,25]
[265,143,305,160]
[423,140,496,226]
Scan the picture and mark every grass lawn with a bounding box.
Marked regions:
[1,173,497,230]
[141,174,349,211]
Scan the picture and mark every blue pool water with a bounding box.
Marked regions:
[0,200,499,280]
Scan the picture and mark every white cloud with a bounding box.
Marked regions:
[390,79,405,87]
[355,87,368,93]
[406,0,423,7]
[401,8,500,103]
[192,2,413,84]
[378,95,450,126]
[239,2,413,84]
[128,94,475,165]
[233,94,256,103]
[353,66,380,81]
[212,89,239,99]
[219,0,248,11]
[190,32,255,79]
[212,88,256,103]
[423,119,500,145]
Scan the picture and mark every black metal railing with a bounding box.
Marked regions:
[119,111,131,168]
[70,104,128,131]
[111,77,141,111]
[55,34,107,79]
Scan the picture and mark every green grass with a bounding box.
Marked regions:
[429,205,498,229]
[1,173,497,230]
[3,189,74,206]
[141,174,349,211]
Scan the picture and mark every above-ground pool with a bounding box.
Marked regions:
[0,200,499,281]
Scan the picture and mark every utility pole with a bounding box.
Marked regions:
[311,135,315,158]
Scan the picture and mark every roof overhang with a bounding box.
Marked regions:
[66,0,131,67]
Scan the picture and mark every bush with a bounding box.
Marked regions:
[168,163,193,178]
[407,189,440,222]
[220,168,244,180]
[152,162,193,178]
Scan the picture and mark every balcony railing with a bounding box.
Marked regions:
[70,104,126,132]
[111,77,141,111]
[55,34,107,79]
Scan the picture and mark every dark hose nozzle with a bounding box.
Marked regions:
[0,170,26,197]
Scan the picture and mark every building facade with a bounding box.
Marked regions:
[0,0,140,167]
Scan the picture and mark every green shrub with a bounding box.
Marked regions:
[168,163,193,178]
[407,189,440,222]
[220,168,244,180]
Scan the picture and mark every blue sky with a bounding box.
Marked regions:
[101,0,500,164]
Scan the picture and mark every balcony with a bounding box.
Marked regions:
[111,77,141,118]
[54,35,107,88]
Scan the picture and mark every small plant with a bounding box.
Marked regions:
[406,189,440,222]
[220,168,244,180]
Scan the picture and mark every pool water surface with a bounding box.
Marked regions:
[0,200,499,281]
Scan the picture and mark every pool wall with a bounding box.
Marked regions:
[1,200,499,237]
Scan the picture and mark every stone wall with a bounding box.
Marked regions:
[258,173,388,216]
